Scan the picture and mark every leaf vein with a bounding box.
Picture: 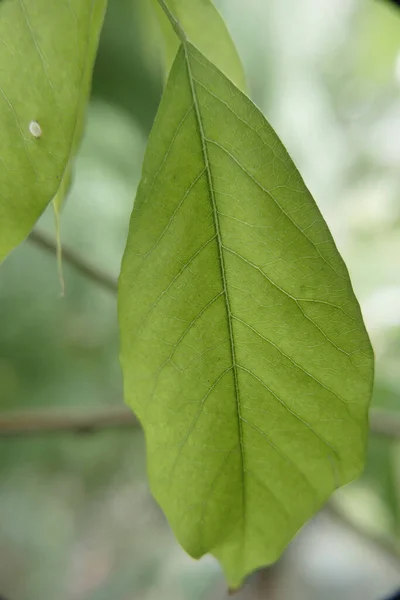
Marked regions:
[140,168,206,261]
[237,363,341,462]
[135,234,217,332]
[233,315,355,414]
[206,137,346,281]
[222,244,358,369]
[239,416,320,497]
[184,45,246,549]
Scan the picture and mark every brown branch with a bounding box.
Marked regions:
[29,229,118,294]
[0,406,136,436]
[0,406,398,438]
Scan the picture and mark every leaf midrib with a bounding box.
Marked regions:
[183,43,246,527]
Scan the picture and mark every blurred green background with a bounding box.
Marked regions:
[1,0,400,598]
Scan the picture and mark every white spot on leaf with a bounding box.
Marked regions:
[29,120,42,138]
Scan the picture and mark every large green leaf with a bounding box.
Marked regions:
[119,42,374,587]
[147,0,246,92]
[0,0,106,261]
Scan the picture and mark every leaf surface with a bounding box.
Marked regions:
[0,0,106,261]
[119,43,374,587]
[149,0,246,91]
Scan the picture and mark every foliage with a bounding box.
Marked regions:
[119,37,373,585]
[0,0,379,592]
[0,0,106,261]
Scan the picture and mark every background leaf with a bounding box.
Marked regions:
[144,0,246,92]
[119,43,374,587]
[0,0,107,262]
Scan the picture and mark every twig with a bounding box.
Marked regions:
[1,400,398,439]
[29,229,118,294]
[1,410,400,574]
[0,406,136,436]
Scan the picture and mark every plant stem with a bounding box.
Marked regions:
[157,0,187,44]
[0,402,399,439]
[0,406,136,436]
[29,229,118,294]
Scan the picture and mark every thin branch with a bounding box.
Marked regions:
[0,405,399,438]
[0,406,136,436]
[1,409,399,565]
[29,229,118,294]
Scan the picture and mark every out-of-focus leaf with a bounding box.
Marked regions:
[93,0,162,135]
[356,0,400,84]
[119,42,374,587]
[366,383,400,533]
[0,0,107,261]
[148,0,246,91]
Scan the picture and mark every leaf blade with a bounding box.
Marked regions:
[119,43,374,587]
[0,0,106,261]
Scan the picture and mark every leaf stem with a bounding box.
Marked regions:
[52,202,65,297]
[157,0,188,44]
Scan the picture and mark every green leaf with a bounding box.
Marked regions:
[148,0,246,92]
[0,0,106,262]
[119,42,374,588]
[355,0,400,85]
